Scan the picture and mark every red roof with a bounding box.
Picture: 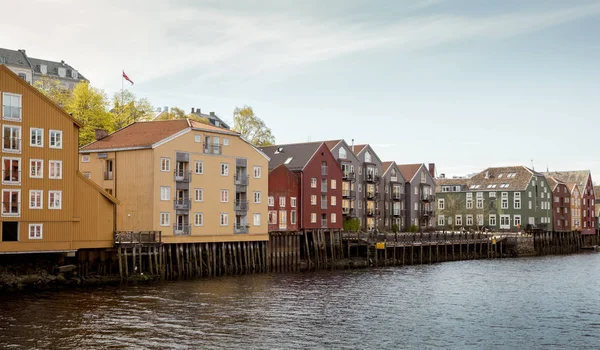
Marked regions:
[382,161,394,174]
[351,144,367,155]
[324,139,342,150]
[397,163,423,182]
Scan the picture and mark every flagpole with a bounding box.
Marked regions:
[121,69,124,121]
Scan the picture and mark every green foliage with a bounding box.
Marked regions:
[34,77,72,108]
[155,107,211,125]
[392,224,400,233]
[65,82,112,146]
[407,225,419,233]
[111,90,154,130]
[232,105,275,146]
[343,218,361,232]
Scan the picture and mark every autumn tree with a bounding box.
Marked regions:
[111,90,155,130]
[34,77,73,108]
[441,193,466,232]
[154,107,211,124]
[232,106,275,146]
[66,82,113,146]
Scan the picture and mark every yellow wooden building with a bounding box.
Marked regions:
[79,119,269,244]
[0,65,117,254]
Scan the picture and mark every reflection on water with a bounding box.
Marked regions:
[1,254,600,349]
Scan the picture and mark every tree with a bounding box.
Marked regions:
[441,193,466,232]
[154,107,211,125]
[34,77,73,108]
[232,106,275,146]
[65,82,112,146]
[111,90,155,130]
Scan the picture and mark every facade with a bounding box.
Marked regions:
[547,177,571,232]
[595,185,600,227]
[0,65,116,253]
[380,162,406,231]
[435,166,553,232]
[398,163,436,230]
[352,144,383,231]
[260,142,343,231]
[569,184,582,232]
[0,48,87,88]
[324,140,360,224]
[544,171,596,234]
[79,119,269,244]
[267,164,300,232]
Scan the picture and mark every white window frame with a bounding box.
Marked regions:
[476,214,484,226]
[466,215,473,226]
[253,166,261,178]
[194,134,201,143]
[269,210,277,225]
[437,215,445,226]
[291,197,297,208]
[311,195,317,205]
[253,213,261,226]
[194,188,204,202]
[514,215,521,228]
[28,223,43,239]
[81,154,90,163]
[49,129,63,149]
[331,213,337,224]
[311,178,317,188]
[160,212,170,226]
[220,213,229,226]
[194,213,203,226]
[220,189,229,203]
[220,163,229,176]
[194,160,203,174]
[291,210,297,224]
[253,191,261,204]
[489,214,496,226]
[3,125,21,153]
[500,215,510,229]
[331,196,336,206]
[455,215,462,226]
[2,93,22,121]
[160,157,171,172]
[160,186,171,201]
[48,190,62,210]
[438,198,444,210]
[48,160,62,179]
[29,190,43,209]
[2,157,21,184]
[30,128,44,148]
[331,179,337,190]
[268,196,275,207]
[311,213,317,223]
[1,189,20,217]
[223,138,229,146]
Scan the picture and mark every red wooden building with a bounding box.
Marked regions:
[545,170,596,235]
[260,142,343,231]
[267,164,299,232]
[547,177,571,232]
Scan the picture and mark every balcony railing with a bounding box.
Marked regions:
[342,207,355,216]
[203,143,222,155]
[114,231,162,244]
[321,201,327,210]
[390,176,399,183]
[366,191,379,200]
[366,208,375,216]
[173,224,190,236]
[392,210,402,217]
[234,174,249,186]
[342,189,356,198]
[321,219,327,228]
[174,199,191,210]
[174,170,191,183]
[421,194,434,202]
[366,174,380,183]
[235,225,249,234]
[343,172,355,180]
[421,210,434,217]
[321,166,328,176]
[321,184,327,193]
[392,192,404,200]
[104,172,113,180]
[235,200,249,211]
[2,137,21,152]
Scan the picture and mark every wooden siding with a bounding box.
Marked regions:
[552,183,571,232]
[570,185,582,232]
[582,176,596,234]
[267,164,300,232]
[72,173,115,248]
[0,66,116,253]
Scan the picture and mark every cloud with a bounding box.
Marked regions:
[2,0,600,91]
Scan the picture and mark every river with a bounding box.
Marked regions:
[1,253,599,349]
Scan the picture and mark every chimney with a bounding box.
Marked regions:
[18,49,26,54]
[428,163,435,178]
[210,111,215,116]
[440,173,446,179]
[157,107,162,112]
[95,129,108,141]
[164,106,168,112]
[485,171,489,179]
[196,108,201,114]
[191,107,195,114]
[351,138,355,152]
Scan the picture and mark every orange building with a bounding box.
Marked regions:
[0,65,117,254]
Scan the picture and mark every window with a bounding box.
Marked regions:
[311,178,317,188]
[501,195,508,209]
[161,158,170,172]
[220,190,229,203]
[489,215,496,226]
[358,201,362,209]
[331,213,337,223]
[339,147,347,159]
[331,196,336,206]
[476,198,483,209]
[253,213,261,226]
[466,199,473,209]
[223,138,229,146]
[253,166,261,178]
[331,179,336,190]
[414,187,418,195]
[438,199,445,210]
[284,157,293,164]
[253,191,261,203]
[193,213,203,226]
[194,161,203,174]
[438,215,445,226]
[48,160,62,179]
[455,215,462,226]
[291,210,297,224]
[291,197,297,207]
[514,215,521,227]
[3,157,21,183]
[81,155,91,164]
[160,186,170,201]
[365,151,371,163]
[2,189,20,216]
[220,213,228,226]
[2,93,21,120]
[220,163,229,176]
[514,193,521,209]
[279,196,286,207]
[489,192,496,198]
[3,125,21,152]
[476,214,484,226]
[414,202,418,211]
[49,130,62,149]
[500,215,510,229]
[358,184,362,192]
[269,211,277,224]
[30,128,43,147]
[311,195,317,205]
[160,212,170,226]
[194,188,204,202]
[195,135,201,143]
[268,196,275,207]
[48,191,62,209]
[466,215,473,226]
[29,190,43,209]
[311,213,317,223]
[26,223,43,240]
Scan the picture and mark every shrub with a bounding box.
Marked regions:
[392,224,400,233]
[343,218,361,232]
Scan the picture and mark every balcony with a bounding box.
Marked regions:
[342,189,356,198]
[173,199,191,210]
[321,201,328,210]
[366,174,380,183]
[390,176,400,183]
[235,225,249,234]
[321,166,328,176]
[366,208,375,217]
[321,184,327,193]
[235,200,249,211]
[203,143,222,155]
[342,207,355,216]
[343,172,356,181]
[104,172,113,181]
[392,192,404,201]
[174,170,191,183]
[421,194,434,202]
[392,210,402,217]
[235,174,249,186]
[173,224,190,236]
[321,219,327,228]
[366,191,379,200]
[421,210,434,217]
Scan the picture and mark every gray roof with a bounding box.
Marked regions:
[191,109,230,129]
[0,48,29,68]
[0,47,87,81]
[259,142,323,171]
[469,166,540,191]
[543,171,591,188]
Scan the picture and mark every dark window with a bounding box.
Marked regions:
[2,222,19,242]
[17,73,26,81]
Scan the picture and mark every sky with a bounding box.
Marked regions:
[3,0,600,178]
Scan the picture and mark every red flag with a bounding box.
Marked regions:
[122,71,134,85]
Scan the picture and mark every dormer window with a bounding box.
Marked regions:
[365,151,371,163]
[71,70,78,79]
[339,147,346,159]
[57,67,66,78]
[40,64,47,75]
